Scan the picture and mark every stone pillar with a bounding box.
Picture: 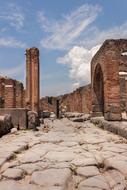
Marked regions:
[26,48,40,113]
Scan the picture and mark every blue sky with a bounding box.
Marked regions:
[0,0,127,96]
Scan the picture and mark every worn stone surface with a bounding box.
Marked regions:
[2,168,23,180]
[78,175,110,190]
[31,168,71,187]
[76,166,100,177]
[104,170,127,189]
[0,119,126,189]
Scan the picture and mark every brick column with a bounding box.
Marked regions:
[26,48,40,113]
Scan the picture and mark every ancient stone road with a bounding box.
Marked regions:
[0,119,127,189]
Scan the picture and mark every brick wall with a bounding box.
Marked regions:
[91,39,127,121]
[40,84,92,114]
[0,76,25,109]
[59,84,91,113]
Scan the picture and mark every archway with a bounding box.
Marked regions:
[93,64,104,116]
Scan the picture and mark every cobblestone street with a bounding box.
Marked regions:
[0,119,127,189]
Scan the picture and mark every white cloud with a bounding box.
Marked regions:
[57,45,101,85]
[0,37,26,48]
[38,4,101,50]
[57,21,127,88]
[0,3,25,30]
[38,3,127,92]
[80,22,127,48]
[72,82,80,89]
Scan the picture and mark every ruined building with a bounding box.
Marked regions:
[0,47,40,114]
[41,39,127,121]
[91,39,127,121]
[26,48,40,113]
[0,76,24,108]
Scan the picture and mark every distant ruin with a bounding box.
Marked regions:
[40,84,91,115]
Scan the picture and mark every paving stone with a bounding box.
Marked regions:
[0,119,127,189]
[17,162,47,175]
[104,156,127,178]
[17,148,47,163]
[2,168,24,180]
[102,146,126,153]
[78,175,110,190]
[0,158,6,167]
[51,162,70,169]
[77,166,100,177]
[31,168,71,187]
[59,141,78,147]
[1,162,10,172]
[0,180,43,190]
[71,157,97,167]
[44,151,76,162]
[104,170,127,189]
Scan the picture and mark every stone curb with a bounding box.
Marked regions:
[90,117,127,139]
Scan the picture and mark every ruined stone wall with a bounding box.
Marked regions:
[40,97,57,112]
[0,76,24,108]
[81,85,92,113]
[91,39,127,121]
[59,84,91,113]
[40,85,92,114]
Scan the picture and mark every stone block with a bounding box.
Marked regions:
[0,114,13,137]
[0,108,28,129]
[27,111,39,129]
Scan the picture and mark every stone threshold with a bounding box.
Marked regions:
[90,117,127,139]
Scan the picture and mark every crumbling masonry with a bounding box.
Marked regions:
[91,39,127,121]
[0,76,24,108]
